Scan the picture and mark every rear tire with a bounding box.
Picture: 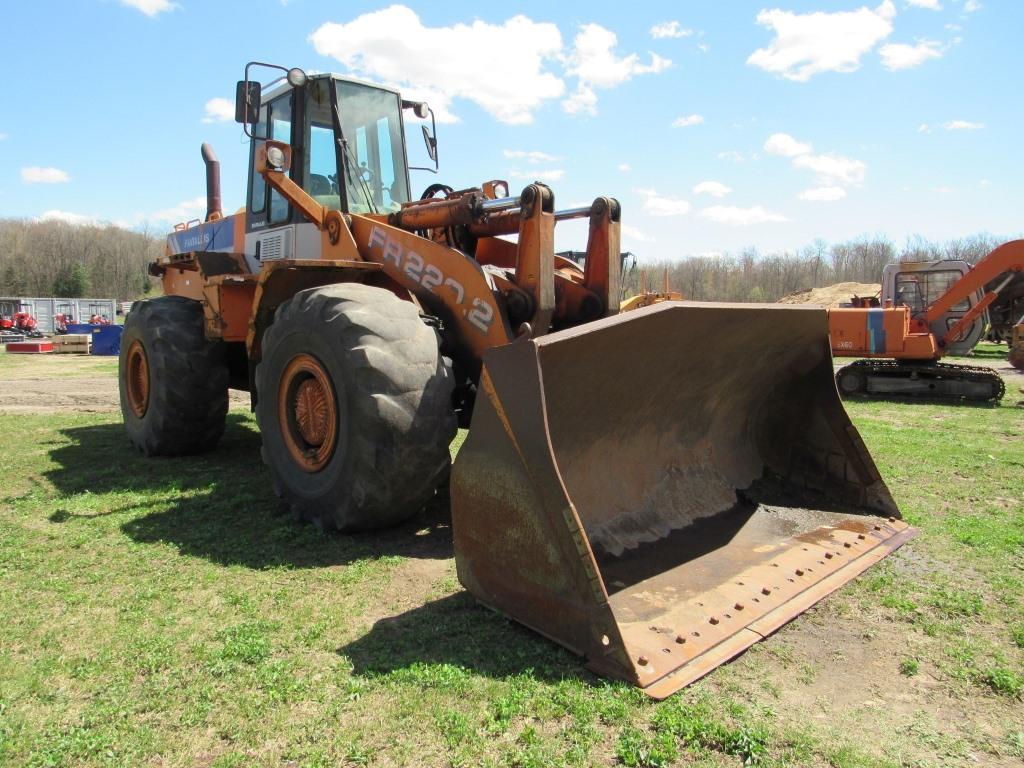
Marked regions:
[255,284,456,531]
[119,296,229,455]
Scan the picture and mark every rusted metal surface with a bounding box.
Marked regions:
[451,301,915,697]
[124,340,150,418]
[513,184,556,335]
[201,142,223,222]
[581,197,622,318]
[278,353,339,472]
[203,275,257,342]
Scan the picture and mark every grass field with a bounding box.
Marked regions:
[0,347,1021,767]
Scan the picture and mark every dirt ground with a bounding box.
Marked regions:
[0,352,250,413]
[2,345,1018,415]
[779,282,882,306]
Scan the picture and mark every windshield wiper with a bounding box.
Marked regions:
[333,104,377,215]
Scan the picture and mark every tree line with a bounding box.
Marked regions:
[0,219,163,301]
[624,232,1009,302]
[0,217,1012,307]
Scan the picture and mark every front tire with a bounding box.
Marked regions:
[119,296,229,455]
[255,284,456,531]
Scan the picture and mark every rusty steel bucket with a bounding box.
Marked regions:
[450,301,916,698]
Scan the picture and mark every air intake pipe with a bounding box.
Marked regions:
[201,143,223,222]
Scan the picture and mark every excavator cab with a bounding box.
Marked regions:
[884,261,986,355]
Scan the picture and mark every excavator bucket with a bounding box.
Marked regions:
[451,301,915,698]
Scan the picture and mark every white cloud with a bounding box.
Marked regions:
[650,21,693,39]
[617,163,631,172]
[21,167,70,184]
[764,133,812,157]
[964,0,981,12]
[700,205,787,226]
[764,132,865,186]
[311,6,564,125]
[798,186,847,202]
[979,179,991,189]
[692,181,732,198]
[717,150,746,163]
[918,123,931,133]
[503,149,557,163]
[37,210,100,226]
[907,0,941,9]
[793,153,866,185]
[0,133,7,141]
[563,24,671,115]
[944,119,984,131]
[636,188,691,216]
[202,98,235,124]
[697,42,710,53]
[620,223,654,243]
[879,40,943,70]
[119,0,177,16]
[672,114,704,128]
[508,168,564,182]
[145,196,208,224]
[748,1,896,82]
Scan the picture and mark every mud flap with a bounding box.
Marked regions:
[450,301,916,698]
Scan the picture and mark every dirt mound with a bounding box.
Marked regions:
[779,282,881,307]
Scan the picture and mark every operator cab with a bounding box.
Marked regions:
[239,67,433,234]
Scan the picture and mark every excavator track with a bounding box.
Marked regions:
[836,359,1005,403]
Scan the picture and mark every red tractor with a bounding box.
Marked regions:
[0,303,43,338]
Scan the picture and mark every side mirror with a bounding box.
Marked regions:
[422,125,438,163]
[234,80,262,125]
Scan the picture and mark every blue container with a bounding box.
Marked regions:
[64,324,123,355]
[90,325,123,356]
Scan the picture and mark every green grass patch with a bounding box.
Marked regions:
[0,362,1021,766]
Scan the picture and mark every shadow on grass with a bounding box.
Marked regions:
[43,415,454,570]
[339,591,594,687]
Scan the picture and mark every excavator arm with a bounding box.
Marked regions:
[924,240,1024,345]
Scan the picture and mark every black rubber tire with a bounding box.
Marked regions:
[255,283,457,531]
[119,296,229,455]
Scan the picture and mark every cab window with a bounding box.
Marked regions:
[268,94,293,225]
[895,269,970,314]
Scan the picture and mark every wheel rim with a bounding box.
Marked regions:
[278,353,339,473]
[125,340,150,418]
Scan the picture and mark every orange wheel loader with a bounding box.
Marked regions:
[119,62,914,697]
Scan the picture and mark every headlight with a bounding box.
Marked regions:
[287,68,307,88]
[266,146,286,170]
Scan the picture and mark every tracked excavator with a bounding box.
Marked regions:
[119,62,914,697]
[830,244,1024,402]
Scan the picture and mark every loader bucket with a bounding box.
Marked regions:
[451,301,915,698]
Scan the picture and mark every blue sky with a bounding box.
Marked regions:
[2,0,1021,261]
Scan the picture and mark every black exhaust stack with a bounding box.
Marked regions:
[201,143,223,221]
